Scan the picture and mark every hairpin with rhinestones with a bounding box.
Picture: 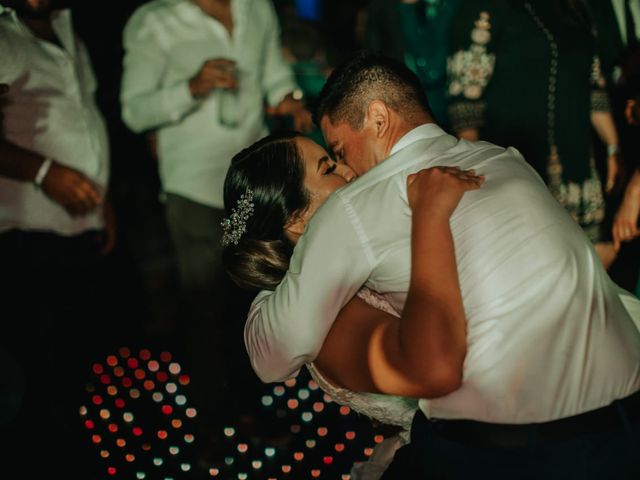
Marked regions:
[221,189,255,246]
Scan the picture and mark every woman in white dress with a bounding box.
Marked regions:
[221,131,484,478]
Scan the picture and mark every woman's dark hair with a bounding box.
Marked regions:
[222,131,309,291]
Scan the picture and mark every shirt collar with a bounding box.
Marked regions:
[390,123,448,156]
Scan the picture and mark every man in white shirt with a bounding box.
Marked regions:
[0,0,113,475]
[120,0,312,449]
[245,52,640,477]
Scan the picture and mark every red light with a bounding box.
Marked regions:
[134,369,146,380]
[156,372,168,382]
[92,363,104,375]
[346,431,356,440]
[118,346,131,358]
[91,434,101,444]
[139,349,151,360]
[161,405,173,415]
[160,351,172,362]
[178,374,190,385]
[157,430,168,440]
[335,443,345,452]
[100,374,111,385]
[107,467,116,476]
[114,399,125,409]
[143,380,155,391]
[108,424,118,433]
[311,470,321,477]
[127,358,139,369]
[92,395,103,406]
[122,378,133,388]
[106,356,118,367]
[133,427,143,436]
[84,420,94,429]
[323,456,333,465]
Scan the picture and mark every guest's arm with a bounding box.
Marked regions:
[613,169,640,249]
[314,167,482,398]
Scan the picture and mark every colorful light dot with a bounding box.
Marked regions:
[317,427,328,437]
[185,408,197,418]
[273,385,285,396]
[127,358,139,369]
[135,473,146,479]
[119,347,131,358]
[156,371,168,382]
[114,398,125,409]
[297,389,310,400]
[238,474,247,480]
[374,434,384,444]
[224,427,236,437]
[100,409,111,420]
[123,412,134,423]
[106,356,118,367]
[113,366,125,377]
[152,392,164,403]
[157,430,168,440]
[116,438,126,448]
[142,443,151,451]
[323,456,334,465]
[125,454,135,462]
[287,399,299,410]
[323,393,333,403]
[107,386,118,397]
[133,427,143,436]
[265,447,275,457]
[168,362,181,374]
[209,468,220,477]
[166,383,177,394]
[342,475,351,480]
[171,419,182,429]
[122,377,133,388]
[281,465,291,473]
[346,431,356,440]
[107,466,117,476]
[79,406,87,416]
[169,446,179,455]
[92,363,104,375]
[252,461,262,469]
[153,458,163,466]
[130,389,140,399]
[92,395,103,406]
[180,463,191,472]
[100,374,111,385]
[293,452,304,461]
[91,434,101,444]
[237,443,248,453]
[139,349,151,360]
[261,395,274,407]
[178,374,190,386]
[161,405,173,415]
[160,351,172,362]
[290,424,301,434]
[184,434,195,443]
[100,450,109,458]
[84,420,95,429]
[306,439,316,448]
[225,457,234,466]
[311,469,321,477]
[136,369,147,381]
[339,406,351,415]
[175,395,187,406]
[313,402,324,413]
[108,423,118,433]
[148,360,160,372]
[284,378,296,387]
[364,447,374,457]
[335,443,345,452]
[302,412,313,422]
[143,380,155,391]
[307,379,319,390]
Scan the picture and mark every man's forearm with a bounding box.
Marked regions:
[0,139,45,183]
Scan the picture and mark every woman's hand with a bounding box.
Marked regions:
[407,166,485,219]
[613,170,640,250]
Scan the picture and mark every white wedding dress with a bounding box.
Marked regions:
[306,288,419,480]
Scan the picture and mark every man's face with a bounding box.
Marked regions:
[5,0,56,18]
[320,115,380,176]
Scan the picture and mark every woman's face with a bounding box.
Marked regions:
[296,136,356,222]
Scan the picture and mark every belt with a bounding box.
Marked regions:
[428,389,640,448]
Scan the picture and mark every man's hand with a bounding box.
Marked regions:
[407,166,485,220]
[276,95,314,133]
[188,58,237,98]
[41,161,103,217]
[99,200,117,255]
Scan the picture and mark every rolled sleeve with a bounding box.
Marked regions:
[120,9,200,133]
[259,1,297,107]
[244,194,372,382]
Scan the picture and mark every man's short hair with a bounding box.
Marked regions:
[314,51,432,129]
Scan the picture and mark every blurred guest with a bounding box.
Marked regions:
[120,0,312,455]
[447,0,621,267]
[365,0,462,126]
[0,0,113,474]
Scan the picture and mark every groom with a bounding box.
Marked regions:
[244,52,640,477]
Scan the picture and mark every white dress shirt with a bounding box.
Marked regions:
[246,124,640,424]
[0,7,109,235]
[120,0,297,209]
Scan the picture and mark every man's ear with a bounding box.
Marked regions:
[366,100,390,139]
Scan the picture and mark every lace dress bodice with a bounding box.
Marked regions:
[306,288,419,479]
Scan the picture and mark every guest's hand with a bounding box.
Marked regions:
[99,200,117,255]
[605,152,621,194]
[613,170,640,250]
[41,161,103,217]
[407,166,484,220]
[276,95,314,133]
[188,58,237,98]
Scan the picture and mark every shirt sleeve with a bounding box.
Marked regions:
[244,193,373,383]
[120,8,200,133]
[447,1,501,133]
[258,0,298,107]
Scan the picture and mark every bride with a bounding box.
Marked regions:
[221,131,484,478]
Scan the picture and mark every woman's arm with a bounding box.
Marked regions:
[315,167,483,398]
[613,169,640,249]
